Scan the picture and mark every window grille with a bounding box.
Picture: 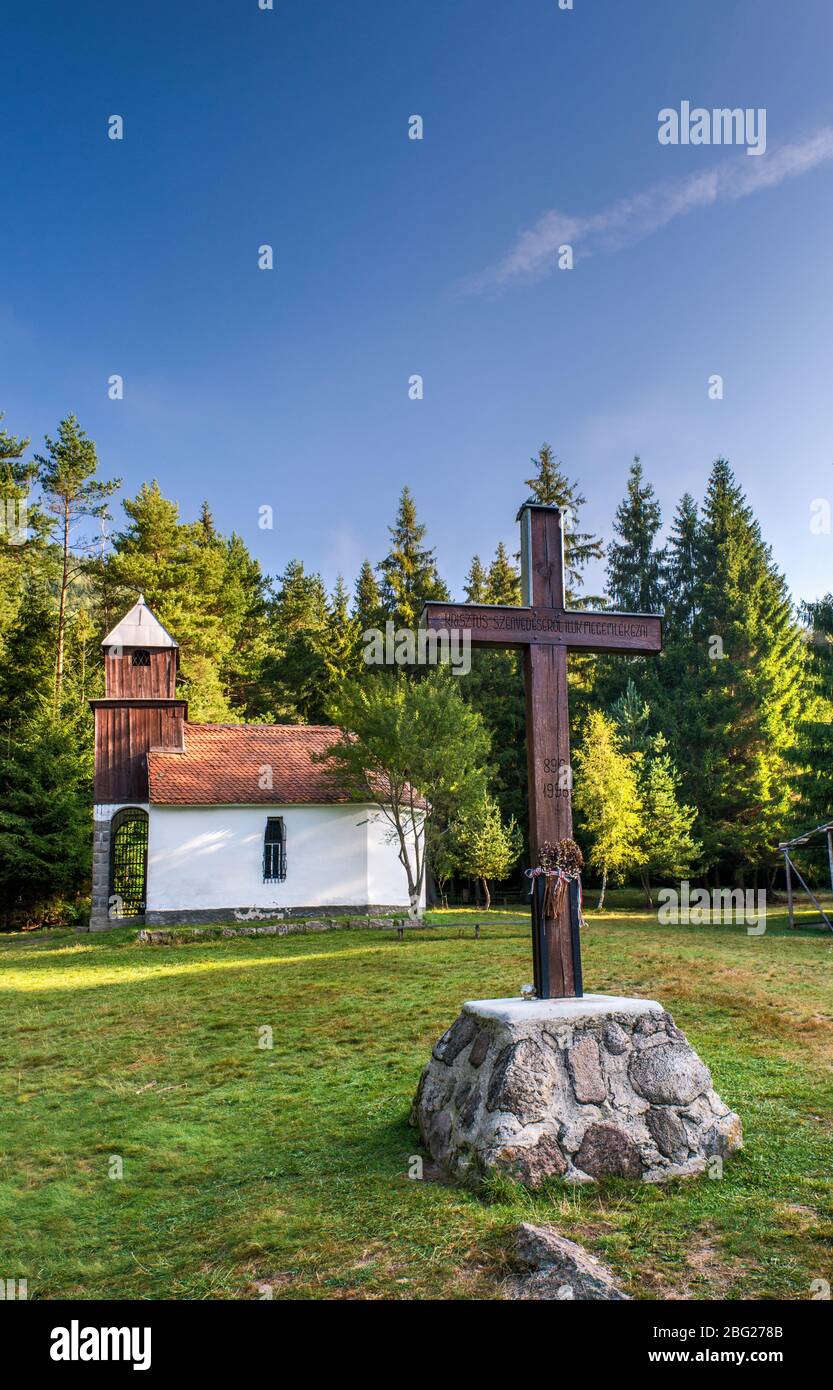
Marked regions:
[263,817,287,882]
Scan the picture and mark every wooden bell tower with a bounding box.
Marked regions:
[88,596,187,930]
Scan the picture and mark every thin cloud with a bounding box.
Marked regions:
[464,127,833,292]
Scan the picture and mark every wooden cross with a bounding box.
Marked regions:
[422,503,663,1000]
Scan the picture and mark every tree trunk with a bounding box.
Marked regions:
[55,501,70,705]
[597,867,608,911]
[640,870,653,908]
[481,878,491,911]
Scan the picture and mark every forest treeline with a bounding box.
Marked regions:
[1,408,831,922]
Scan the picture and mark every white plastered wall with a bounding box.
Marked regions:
[145,803,422,911]
[366,808,426,909]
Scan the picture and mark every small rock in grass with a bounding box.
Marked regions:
[508,1222,629,1300]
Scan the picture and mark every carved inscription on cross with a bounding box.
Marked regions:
[422,503,663,1000]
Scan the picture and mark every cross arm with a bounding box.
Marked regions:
[421,601,662,654]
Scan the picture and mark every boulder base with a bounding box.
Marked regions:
[411,994,742,1186]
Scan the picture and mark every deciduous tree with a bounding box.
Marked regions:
[453,794,522,909]
[322,669,490,917]
[572,711,642,909]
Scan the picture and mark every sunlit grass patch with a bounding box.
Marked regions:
[1,907,831,1299]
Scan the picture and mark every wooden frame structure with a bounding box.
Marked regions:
[778,821,833,932]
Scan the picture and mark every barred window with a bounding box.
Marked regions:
[263,817,287,882]
[131,649,151,667]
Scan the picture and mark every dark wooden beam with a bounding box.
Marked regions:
[422,602,662,653]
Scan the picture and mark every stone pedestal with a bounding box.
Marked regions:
[411,995,742,1187]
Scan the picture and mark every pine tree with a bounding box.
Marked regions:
[606,458,665,613]
[35,416,120,703]
[106,482,270,722]
[0,415,37,645]
[377,487,449,628]
[523,443,604,603]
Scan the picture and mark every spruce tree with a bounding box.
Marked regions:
[634,734,700,904]
[658,460,805,878]
[324,576,363,693]
[663,493,700,636]
[606,457,665,613]
[0,573,56,728]
[784,597,833,862]
[353,559,382,630]
[609,678,651,754]
[264,559,331,722]
[596,459,666,713]
[460,543,526,850]
[523,443,603,737]
[523,443,604,604]
[198,500,216,540]
[377,487,449,628]
[0,717,91,924]
[463,555,488,603]
[486,542,522,604]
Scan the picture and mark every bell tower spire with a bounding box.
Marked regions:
[101,594,179,698]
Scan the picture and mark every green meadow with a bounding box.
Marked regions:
[1,900,831,1300]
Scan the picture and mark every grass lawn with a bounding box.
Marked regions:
[1,898,832,1300]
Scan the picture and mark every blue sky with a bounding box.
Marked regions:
[2,0,833,604]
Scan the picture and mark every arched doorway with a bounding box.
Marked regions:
[109,808,149,918]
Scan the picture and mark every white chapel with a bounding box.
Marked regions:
[88,596,419,929]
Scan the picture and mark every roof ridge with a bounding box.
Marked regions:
[185,721,337,732]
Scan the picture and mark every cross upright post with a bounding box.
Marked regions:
[421,502,663,1000]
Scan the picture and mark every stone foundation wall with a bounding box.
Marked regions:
[138,914,405,944]
[412,994,742,1187]
[143,905,407,926]
[88,817,113,932]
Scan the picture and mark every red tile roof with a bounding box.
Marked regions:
[147,723,357,805]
